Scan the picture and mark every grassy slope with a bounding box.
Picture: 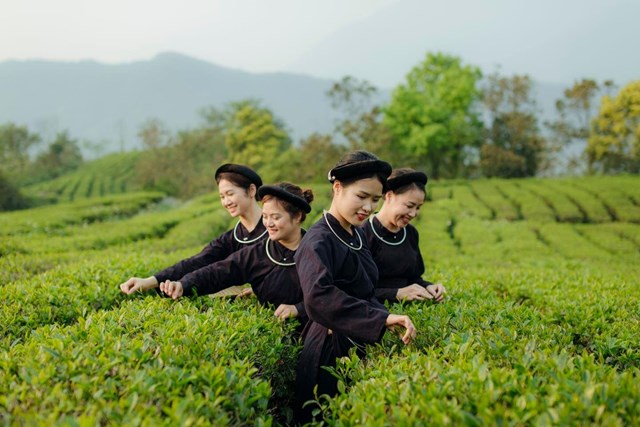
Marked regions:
[0,174,639,425]
[23,151,143,204]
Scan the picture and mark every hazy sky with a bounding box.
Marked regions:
[2,0,638,88]
[0,0,394,69]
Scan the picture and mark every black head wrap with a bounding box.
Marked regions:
[258,185,312,213]
[387,171,428,192]
[327,159,392,184]
[215,163,263,188]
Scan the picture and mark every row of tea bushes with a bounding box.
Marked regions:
[317,265,640,425]
[0,297,299,425]
[0,192,165,237]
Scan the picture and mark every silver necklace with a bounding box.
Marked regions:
[233,220,268,244]
[323,210,363,251]
[265,238,295,267]
[369,215,406,246]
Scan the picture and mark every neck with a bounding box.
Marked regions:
[328,205,353,235]
[239,202,262,232]
[376,208,401,233]
[278,228,303,251]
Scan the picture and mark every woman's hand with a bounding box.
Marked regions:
[159,280,184,299]
[386,314,417,345]
[396,284,432,301]
[274,304,298,320]
[119,276,158,294]
[237,288,255,298]
[426,283,446,303]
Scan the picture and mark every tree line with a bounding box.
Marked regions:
[1,52,639,209]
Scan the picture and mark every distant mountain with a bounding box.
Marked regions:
[1,51,574,160]
[0,52,343,155]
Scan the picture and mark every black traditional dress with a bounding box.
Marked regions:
[294,212,389,421]
[361,215,433,303]
[154,220,267,283]
[175,237,306,324]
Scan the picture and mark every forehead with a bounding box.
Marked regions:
[218,179,243,193]
[345,177,384,196]
[262,198,287,215]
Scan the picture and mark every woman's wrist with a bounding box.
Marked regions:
[145,276,159,290]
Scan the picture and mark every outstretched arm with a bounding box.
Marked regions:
[119,276,158,294]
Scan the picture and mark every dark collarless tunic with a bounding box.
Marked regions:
[294,212,389,421]
[361,215,433,303]
[176,237,306,324]
[153,219,267,284]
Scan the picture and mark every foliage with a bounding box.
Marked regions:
[0,122,41,179]
[0,171,29,211]
[223,100,291,182]
[135,117,228,198]
[547,79,616,173]
[27,131,84,184]
[278,133,346,183]
[1,163,639,425]
[0,297,298,425]
[481,73,548,177]
[320,268,640,426]
[549,79,614,143]
[24,152,143,204]
[0,125,87,209]
[327,76,404,166]
[479,144,527,178]
[587,80,640,174]
[384,53,484,178]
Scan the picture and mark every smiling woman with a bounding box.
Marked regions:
[362,168,447,303]
[293,150,417,423]
[118,163,266,295]
[156,182,314,326]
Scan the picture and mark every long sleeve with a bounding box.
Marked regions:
[154,231,234,283]
[375,287,400,303]
[294,301,307,322]
[295,239,388,344]
[179,245,260,296]
[410,230,433,288]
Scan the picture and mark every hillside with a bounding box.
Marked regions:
[1,174,639,424]
[0,52,339,153]
[24,151,143,203]
[1,52,574,159]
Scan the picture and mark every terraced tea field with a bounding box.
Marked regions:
[24,152,143,203]
[1,175,638,425]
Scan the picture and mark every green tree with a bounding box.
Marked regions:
[327,76,403,165]
[134,119,175,193]
[587,80,640,173]
[169,126,227,198]
[481,73,547,177]
[479,144,527,178]
[328,76,378,123]
[279,133,346,183]
[134,113,230,198]
[224,100,291,180]
[0,122,41,178]
[0,171,28,211]
[547,78,615,172]
[30,131,83,182]
[384,53,483,178]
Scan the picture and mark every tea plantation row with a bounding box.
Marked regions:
[1,176,638,425]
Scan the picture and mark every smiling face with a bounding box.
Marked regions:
[261,198,300,242]
[383,186,426,229]
[332,177,383,228]
[218,179,255,218]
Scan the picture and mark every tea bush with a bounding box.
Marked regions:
[1,175,639,425]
